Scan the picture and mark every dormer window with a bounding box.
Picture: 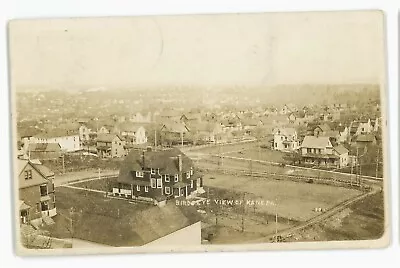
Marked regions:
[190,168,193,176]
[186,172,190,179]
[174,174,179,182]
[165,174,170,182]
[136,171,144,177]
[151,168,155,174]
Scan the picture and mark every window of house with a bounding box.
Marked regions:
[190,168,193,175]
[165,175,170,182]
[165,187,171,195]
[151,168,155,174]
[150,178,156,188]
[274,142,277,148]
[145,186,149,192]
[40,185,47,196]
[186,172,190,179]
[136,171,144,177]
[191,180,194,188]
[41,201,49,211]
[136,185,140,191]
[24,170,32,180]
[174,174,179,182]
[307,148,312,153]
[53,195,56,203]
[157,178,162,188]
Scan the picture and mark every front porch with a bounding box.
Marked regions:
[301,154,340,168]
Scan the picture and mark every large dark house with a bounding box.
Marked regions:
[111,147,204,206]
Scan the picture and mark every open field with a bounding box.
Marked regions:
[224,147,286,163]
[202,173,362,222]
[286,191,385,242]
[54,170,118,187]
[186,141,261,155]
[42,155,121,175]
[187,141,384,178]
[197,156,382,190]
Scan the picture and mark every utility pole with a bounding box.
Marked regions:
[356,147,359,186]
[181,131,184,147]
[62,154,65,174]
[69,207,74,248]
[350,159,354,187]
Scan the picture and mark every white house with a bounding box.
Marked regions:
[114,123,148,145]
[22,130,80,153]
[300,136,349,168]
[272,128,299,152]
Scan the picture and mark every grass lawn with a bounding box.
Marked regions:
[202,173,362,222]
[71,177,117,191]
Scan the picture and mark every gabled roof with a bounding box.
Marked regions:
[97,133,122,143]
[17,159,53,188]
[118,148,193,184]
[161,121,190,133]
[316,124,331,132]
[32,163,55,177]
[333,145,349,155]
[301,136,332,149]
[17,158,28,176]
[273,127,296,137]
[78,201,201,247]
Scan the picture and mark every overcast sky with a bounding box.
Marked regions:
[9,11,385,89]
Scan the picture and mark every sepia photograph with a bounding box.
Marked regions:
[8,10,389,255]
